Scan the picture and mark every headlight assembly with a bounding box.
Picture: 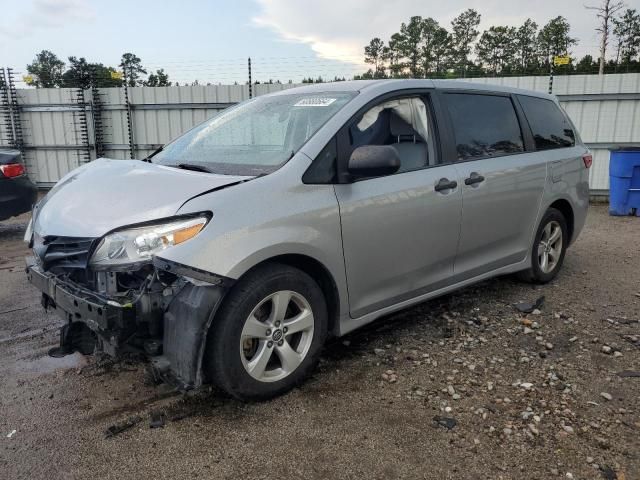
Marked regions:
[89,216,208,269]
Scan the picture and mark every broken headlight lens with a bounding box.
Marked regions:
[90,216,208,268]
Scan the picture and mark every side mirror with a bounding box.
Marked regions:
[348,145,400,179]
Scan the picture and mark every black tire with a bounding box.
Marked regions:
[517,207,568,284]
[204,263,328,401]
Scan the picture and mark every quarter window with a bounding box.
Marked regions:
[517,95,575,150]
[444,93,524,161]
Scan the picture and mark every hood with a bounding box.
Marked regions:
[34,158,252,237]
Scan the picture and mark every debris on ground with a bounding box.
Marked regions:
[149,411,166,429]
[599,465,617,480]
[432,416,457,430]
[104,416,142,438]
[2,206,639,479]
[6,429,16,438]
[513,295,545,314]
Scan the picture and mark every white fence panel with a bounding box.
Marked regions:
[2,75,639,193]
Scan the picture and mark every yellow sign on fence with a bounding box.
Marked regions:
[110,71,124,80]
[22,75,34,84]
[553,55,570,66]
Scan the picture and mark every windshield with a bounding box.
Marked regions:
[153,92,356,175]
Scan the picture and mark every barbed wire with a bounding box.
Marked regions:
[6,56,640,89]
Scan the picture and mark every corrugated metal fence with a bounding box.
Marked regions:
[0,82,298,186]
[1,74,639,192]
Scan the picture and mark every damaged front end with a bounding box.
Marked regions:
[25,216,232,390]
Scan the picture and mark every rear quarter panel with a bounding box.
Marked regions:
[540,145,590,244]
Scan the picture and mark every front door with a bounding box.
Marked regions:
[333,93,462,317]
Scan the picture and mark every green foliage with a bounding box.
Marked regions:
[358,9,640,78]
[398,16,425,77]
[515,19,540,73]
[476,26,518,75]
[613,9,640,65]
[62,57,123,88]
[119,53,147,87]
[383,33,405,78]
[575,54,597,72]
[364,37,386,76]
[26,50,65,87]
[421,18,450,76]
[450,9,482,75]
[301,76,325,83]
[538,16,577,60]
[145,68,171,87]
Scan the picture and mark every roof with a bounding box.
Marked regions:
[269,79,555,101]
[431,79,555,100]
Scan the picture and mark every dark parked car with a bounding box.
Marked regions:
[0,149,37,221]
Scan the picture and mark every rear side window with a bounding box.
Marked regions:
[517,95,575,150]
[444,93,524,161]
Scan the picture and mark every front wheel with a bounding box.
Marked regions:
[517,207,568,284]
[204,263,328,401]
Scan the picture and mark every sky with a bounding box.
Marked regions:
[0,0,614,86]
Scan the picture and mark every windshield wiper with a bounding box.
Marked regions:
[142,145,164,163]
[174,163,214,173]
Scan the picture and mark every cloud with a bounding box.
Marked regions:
[0,0,95,38]
[253,0,601,65]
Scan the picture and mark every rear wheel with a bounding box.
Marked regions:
[204,263,327,401]
[518,208,568,283]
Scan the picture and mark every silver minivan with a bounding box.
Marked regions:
[25,80,590,400]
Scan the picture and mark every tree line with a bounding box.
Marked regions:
[17,5,640,88]
[357,7,640,79]
[23,51,171,88]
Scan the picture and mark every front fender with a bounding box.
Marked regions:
[152,281,228,389]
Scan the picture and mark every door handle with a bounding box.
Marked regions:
[464,172,485,186]
[434,178,458,192]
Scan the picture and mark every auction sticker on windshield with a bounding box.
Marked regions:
[294,97,337,107]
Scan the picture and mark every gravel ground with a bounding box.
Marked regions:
[0,205,638,480]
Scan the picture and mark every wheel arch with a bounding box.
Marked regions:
[547,198,575,244]
[231,253,341,337]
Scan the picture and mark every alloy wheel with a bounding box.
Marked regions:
[537,220,563,274]
[239,290,315,382]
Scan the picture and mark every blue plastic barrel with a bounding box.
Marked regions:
[609,147,640,216]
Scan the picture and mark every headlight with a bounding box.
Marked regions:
[89,216,208,269]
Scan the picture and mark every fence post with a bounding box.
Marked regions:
[122,67,135,159]
[71,87,91,164]
[0,68,15,148]
[248,57,252,99]
[90,66,106,159]
[1,68,30,175]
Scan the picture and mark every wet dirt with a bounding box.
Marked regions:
[0,206,638,479]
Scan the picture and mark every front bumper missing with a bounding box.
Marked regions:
[26,256,231,390]
[25,256,134,356]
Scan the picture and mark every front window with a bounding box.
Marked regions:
[153,92,356,175]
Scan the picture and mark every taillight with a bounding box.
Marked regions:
[0,163,25,178]
[582,153,593,169]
